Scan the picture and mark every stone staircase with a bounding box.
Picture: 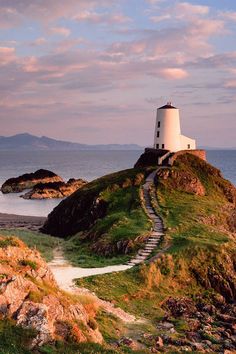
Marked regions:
[127,170,164,266]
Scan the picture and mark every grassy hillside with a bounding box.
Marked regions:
[42,168,154,266]
[77,154,236,352]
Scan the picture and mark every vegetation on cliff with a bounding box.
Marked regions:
[76,154,236,352]
[42,168,153,265]
[0,235,104,351]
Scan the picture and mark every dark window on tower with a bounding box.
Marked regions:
[156,144,159,149]
[162,144,165,149]
[157,131,160,138]
[158,121,160,128]
[187,144,190,149]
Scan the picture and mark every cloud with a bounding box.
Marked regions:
[30,37,47,46]
[158,68,189,80]
[224,80,236,89]
[150,14,171,23]
[0,0,116,27]
[220,11,236,22]
[0,47,16,65]
[49,26,71,37]
[73,11,131,25]
[175,2,209,18]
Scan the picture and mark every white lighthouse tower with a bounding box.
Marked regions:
[154,102,196,152]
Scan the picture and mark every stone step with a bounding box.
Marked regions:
[129,259,144,264]
[138,250,152,255]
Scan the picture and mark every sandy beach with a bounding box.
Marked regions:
[0,212,46,231]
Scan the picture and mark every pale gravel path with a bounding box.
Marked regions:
[48,247,135,323]
[48,169,166,323]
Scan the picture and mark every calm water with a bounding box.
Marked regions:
[0,150,235,216]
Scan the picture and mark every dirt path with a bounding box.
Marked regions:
[48,247,132,289]
[47,169,168,323]
[48,247,136,323]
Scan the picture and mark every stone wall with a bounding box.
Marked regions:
[169,150,206,165]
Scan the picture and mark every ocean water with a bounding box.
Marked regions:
[0,150,235,217]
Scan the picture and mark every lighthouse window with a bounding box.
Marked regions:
[162,144,165,149]
[156,144,159,149]
[157,131,160,138]
[158,121,160,128]
[187,144,190,149]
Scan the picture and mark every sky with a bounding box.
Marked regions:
[0,0,236,147]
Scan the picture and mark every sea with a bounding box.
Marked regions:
[0,150,235,217]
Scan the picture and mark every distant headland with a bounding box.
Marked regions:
[0,133,143,151]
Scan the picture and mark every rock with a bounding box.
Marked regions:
[1,169,63,194]
[162,297,197,318]
[156,168,205,196]
[22,178,87,199]
[157,321,174,330]
[118,337,136,349]
[155,336,164,348]
[0,235,102,347]
[41,170,146,238]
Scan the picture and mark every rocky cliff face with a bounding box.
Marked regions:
[41,169,146,238]
[0,236,102,348]
[22,178,87,199]
[1,169,63,193]
[156,168,205,196]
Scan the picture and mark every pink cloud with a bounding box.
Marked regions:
[73,11,131,25]
[224,80,236,89]
[49,27,71,37]
[158,68,189,80]
[0,47,16,65]
[175,2,209,18]
[221,11,236,22]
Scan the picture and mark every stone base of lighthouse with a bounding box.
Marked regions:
[134,148,206,169]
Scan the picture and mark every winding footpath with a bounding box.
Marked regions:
[48,169,165,322]
[48,169,165,285]
[127,169,164,266]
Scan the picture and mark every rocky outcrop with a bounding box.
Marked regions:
[134,149,206,168]
[1,169,63,194]
[22,178,87,199]
[0,236,102,347]
[41,169,145,238]
[156,168,205,196]
[134,148,169,168]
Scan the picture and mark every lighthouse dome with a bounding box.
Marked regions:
[158,102,177,109]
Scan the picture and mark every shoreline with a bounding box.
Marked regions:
[0,212,46,231]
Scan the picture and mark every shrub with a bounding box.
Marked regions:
[0,237,18,248]
[19,259,38,270]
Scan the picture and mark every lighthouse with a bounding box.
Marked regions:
[154,102,196,152]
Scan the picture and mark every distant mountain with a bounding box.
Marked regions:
[0,133,143,151]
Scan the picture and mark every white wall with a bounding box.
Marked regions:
[180,135,196,150]
[154,108,181,152]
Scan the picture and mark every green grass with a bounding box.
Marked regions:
[0,229,61,262]
[0,320,35,354]
[64,234,130,267]
[156,156,231,255]
[87,186,151,250]
[76,155,235,327]
[63,182,151,267]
